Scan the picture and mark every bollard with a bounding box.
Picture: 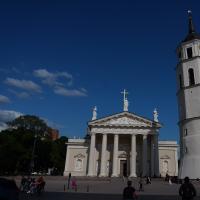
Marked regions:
[64,184,66,191]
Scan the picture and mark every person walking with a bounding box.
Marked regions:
[138,177,143,191]
[67,172,71,189]
[179,177,196,200]
[123,180,137,200]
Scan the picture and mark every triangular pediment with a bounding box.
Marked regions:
[89,112,161,128]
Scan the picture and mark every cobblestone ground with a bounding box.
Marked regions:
[15,177,200,200]
[20,192,181,200]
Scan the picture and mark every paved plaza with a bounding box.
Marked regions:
[14,176,200,200]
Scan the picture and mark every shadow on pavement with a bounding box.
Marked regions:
[20,192,180,200]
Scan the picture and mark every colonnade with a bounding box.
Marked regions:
[87,133,159,177]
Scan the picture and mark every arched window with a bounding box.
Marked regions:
[188,68,195,86]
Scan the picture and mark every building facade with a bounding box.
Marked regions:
[64,91,178,177]
[176,11,200,179]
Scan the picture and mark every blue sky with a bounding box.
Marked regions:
[0,1,199,141]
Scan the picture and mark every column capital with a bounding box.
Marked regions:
[90,132,96,136]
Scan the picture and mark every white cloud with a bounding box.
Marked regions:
[0,95,11,104]
[0,110,23,131]
[8,89,30,99]
[54,86,87,97]
[5,78,42,93]
[34,69,73,87]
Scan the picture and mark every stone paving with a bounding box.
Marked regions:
[15,177,200,200]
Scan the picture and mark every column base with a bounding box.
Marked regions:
[111,174,119,177]
[99,174,107,177]
[87,174,96,177]
[129,173,137,178]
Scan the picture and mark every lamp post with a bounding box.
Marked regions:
[29,126,42,174]
[30,133,37,174]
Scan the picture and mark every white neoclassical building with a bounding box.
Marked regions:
[64,90,178,177]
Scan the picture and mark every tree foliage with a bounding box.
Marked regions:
[7,115,50,138]
[0,115,68,175]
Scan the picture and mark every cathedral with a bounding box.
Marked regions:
[64,90,178,177]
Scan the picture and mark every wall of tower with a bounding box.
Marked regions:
[183,87,200,119]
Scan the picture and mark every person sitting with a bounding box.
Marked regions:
[123,180,137,200]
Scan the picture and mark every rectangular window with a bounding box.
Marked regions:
[185,147,188,154]
[187,47,193,59]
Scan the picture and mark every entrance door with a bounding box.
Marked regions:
[120,160,127,177]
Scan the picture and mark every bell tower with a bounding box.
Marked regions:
[176,11,200,179]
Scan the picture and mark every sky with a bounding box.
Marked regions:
[0,0,200,141]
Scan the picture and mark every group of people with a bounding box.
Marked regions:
[123,176,197,200]
[20,176,45,194]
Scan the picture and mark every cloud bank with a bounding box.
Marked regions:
[5,78,41,93]
[0,95,10,104]
[0,110,23,131]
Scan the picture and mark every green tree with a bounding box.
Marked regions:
[7,115,50,138]
[50,136,68,174]
[0,115,68,175]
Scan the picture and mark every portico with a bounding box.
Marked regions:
[87,111,161,177]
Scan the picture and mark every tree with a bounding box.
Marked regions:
[0,115,68,175]
[7,115,50,138]
[50,136,68,174]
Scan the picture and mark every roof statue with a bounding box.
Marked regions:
[92,106,97,120]
[121,89,129,112]
[153,108,159,122]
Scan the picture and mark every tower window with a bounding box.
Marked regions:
[188,68,195,86]
[179,74,182,89]
[184,129,188,136]
[187,47,193,59]
[185,147,188,154]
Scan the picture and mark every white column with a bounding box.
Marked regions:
[150,135,155,177]
[99,134,107,177]
[130,134,137,177]
[87,133,96,176]
[112,134,119,177]
[63,145,69,176]
[154,134,160,177]
[142,135,147,177]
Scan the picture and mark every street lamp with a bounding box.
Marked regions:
[30,133,37,174]
[29,127,47,174]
